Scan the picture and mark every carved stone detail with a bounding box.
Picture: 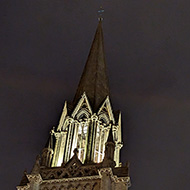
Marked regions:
[16,184,30,190]
[27,174,43,184]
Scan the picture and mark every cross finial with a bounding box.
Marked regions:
[98,6,104,21]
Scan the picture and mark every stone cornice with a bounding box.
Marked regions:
[16,183,30,190]
[99,167,131,187]
[41,175,101,185]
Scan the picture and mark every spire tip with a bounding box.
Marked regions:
[98,6,104,21]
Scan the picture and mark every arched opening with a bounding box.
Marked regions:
[76,123,88,162]
[94,125,105,163]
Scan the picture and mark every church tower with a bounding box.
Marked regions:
[17,20,131,190]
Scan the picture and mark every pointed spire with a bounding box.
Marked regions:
[41,131,54,167]
[44,132,54,149]
[31,155,41,174]
[19,170,29,186]
[73,20,109,111]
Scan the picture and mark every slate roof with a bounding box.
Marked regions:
[73,20,109,111]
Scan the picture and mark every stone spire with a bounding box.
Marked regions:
[73,20,109,111]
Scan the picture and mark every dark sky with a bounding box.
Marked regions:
[1,0,190,189]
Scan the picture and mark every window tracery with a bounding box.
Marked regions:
[99,113,109,125]
[76,123,88,162]
[94,125,105,163]
[76,108,90,120]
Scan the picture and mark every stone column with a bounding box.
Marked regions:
[70,121,79,158]
[91,115,98,161]
[85,114,98,163]
[63,118,74,163]
[51,132,61,166]
[41,148,53,167]
[98,124,102,162]
[115,142,123,167]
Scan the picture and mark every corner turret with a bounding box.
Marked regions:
[41,130,54,167]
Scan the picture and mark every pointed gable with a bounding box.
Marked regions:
[73,20,109,112]
[98,96,115,124]
[72,92,92,119]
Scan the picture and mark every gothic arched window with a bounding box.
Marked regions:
[94,125,105,163]
[71,122,88,163]
[77,123,88,162]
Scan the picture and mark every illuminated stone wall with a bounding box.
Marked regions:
[51,93,123,167]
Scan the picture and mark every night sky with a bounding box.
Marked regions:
[1,1,190,189]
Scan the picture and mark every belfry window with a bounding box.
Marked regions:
[94,125,105,163]
[76,123,88,162]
